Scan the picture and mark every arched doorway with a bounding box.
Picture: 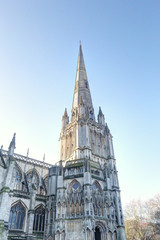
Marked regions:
[95,226,101,240]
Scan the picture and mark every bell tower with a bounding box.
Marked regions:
[59,43,115,165]
[47,43,126,240]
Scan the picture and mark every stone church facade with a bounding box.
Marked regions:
[0,45,126,240]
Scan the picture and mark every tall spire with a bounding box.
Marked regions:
[72,43,93,111]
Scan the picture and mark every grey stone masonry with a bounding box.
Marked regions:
[0,44,126,240]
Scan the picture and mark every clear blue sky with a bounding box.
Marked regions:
[0,0,160,206]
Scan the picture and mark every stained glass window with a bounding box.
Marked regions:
[92,181,102,192]
[8,202,25,230]
[72,182,79,190]
[69,180,81,192]
[33,205,45,232]
[92,183,97,190]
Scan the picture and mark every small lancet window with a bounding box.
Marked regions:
[8,202,25,230]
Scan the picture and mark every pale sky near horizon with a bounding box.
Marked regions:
[0,0,160,206]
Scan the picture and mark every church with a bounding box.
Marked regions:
[0,44,126,240]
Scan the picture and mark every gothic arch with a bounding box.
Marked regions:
[95,222,106,240]
[8,200,26,230]
[95,221,106,232]
[68,179,81,192]
[33,204,45,232]
[26,168,40,189]
[35,203,45,210]
[92,180,102,192]
[26,168,40,179]
[11,199,28,210]
[15,162,23,178]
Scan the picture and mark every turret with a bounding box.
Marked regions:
[62,108,69,129]
[97,106,105,125]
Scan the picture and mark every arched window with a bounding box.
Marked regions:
[95,226,101,240]
[92,181,102,192]
[8,202,25,230]
[68,179,81,192]
[33,205,45,232]
[26,169,39,190]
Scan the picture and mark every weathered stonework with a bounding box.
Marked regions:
[0,44,126,240]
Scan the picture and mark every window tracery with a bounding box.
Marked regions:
[26,169,39,190]
[8,202,25,230]
[92,181,102,192]
[69,179,81,192]
[33,205,45,232]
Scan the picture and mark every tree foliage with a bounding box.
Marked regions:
[124,194,160,240]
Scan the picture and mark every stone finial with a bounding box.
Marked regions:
[27,148,29,158]
[64,108,68,116]
[24,148,29,173]
[98,107,105,125]
[41,154,45,179]
[98,106,103,116]
[43,153,45,163]
[62,108,69,128]
[8,133,16,156]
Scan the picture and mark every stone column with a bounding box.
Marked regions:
[26,190,36,240]
[0,220,8,240]
[117,226,126,240]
